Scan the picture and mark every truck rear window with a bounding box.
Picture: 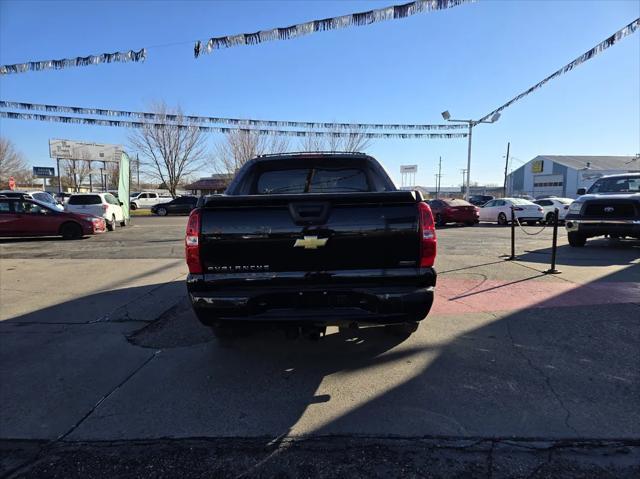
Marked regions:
[256,168,369,194]
[588,177,640,194]
[68,195,102,205]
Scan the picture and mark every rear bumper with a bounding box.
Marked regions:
[515,215,543,221]
[565,218,640,237]
[444,213,478,223]
[187,268,436,326]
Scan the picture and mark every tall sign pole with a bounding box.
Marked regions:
[56,158,62,193]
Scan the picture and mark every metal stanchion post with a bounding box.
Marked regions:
[545,207,561,274]
[506,206,516,260]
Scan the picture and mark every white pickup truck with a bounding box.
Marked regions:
[129,192,169,210]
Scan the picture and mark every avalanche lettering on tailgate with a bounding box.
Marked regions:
[208,265,270,272]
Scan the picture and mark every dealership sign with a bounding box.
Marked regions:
[49,139,122,162]
[400,164,418,173]
[32,166,55,178]
[531,160,544,173]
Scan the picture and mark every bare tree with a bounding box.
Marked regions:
[212,130,289,174]
[299,127,372,153]
[62,159,93,192]
[0,137,28,187]
[129,102,207,197]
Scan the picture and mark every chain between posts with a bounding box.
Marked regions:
[513,216,547,235]
[504,206,561,274]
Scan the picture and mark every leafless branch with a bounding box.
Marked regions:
[0,137,29,187]
[211,130,289,174]
[128,101,207,197]
[298,126,372,153]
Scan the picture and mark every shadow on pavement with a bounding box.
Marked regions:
[0,236,90,244]
[1,265,638,477]
[518,237,640,268]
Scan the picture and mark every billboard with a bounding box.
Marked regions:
[49,139,122,162]
[400,164,418,173]
[33,166,55,178]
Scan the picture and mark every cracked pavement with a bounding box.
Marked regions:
[1,216,639,477]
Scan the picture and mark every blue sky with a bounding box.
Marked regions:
[1,0,638,187]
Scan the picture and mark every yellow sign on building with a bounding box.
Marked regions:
[531,160,544,173]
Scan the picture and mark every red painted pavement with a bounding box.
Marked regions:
[431,278,640,315]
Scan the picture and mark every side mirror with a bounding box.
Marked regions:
[119,201,124,206]
[576,188,586,196]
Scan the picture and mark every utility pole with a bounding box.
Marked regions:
[460,169,468,198]
[503,142,510,198]
[436,156,442,198]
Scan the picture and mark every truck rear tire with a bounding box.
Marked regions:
[568,232,587,247]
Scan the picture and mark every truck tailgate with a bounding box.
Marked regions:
[199,192,421,274]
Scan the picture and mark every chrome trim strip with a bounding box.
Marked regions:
[572,219,640,224]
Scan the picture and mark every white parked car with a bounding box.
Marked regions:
[0,190,64,210]
[478,198,544,225]
[129,192,167,210]
[66,193,126,231]
[533,197,574,224]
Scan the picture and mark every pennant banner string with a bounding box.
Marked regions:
[0,49,146,76]
[2,1,472,74]
[195,0,471,57]
[0,111,468,139]
[477,17,639,123]
[0,101,466,131]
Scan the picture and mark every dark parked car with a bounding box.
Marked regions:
[186,152,437,339]
[151,196,198,216]
[468,195,494,206]
[0,198,106,239]
[428,198,479,226]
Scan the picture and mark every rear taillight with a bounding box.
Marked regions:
[185,208,202,274]
[102,204,109,212]
[418,202,437,267]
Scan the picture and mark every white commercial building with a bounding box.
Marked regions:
[507,155,639,199]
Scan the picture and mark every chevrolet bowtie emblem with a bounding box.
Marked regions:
[294,236,328,249]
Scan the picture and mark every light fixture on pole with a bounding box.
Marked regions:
[441,110,501,200]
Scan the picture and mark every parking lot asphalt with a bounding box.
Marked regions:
[1,216,639,477]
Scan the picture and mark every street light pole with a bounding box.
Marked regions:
[465,122,473,201]
[440,110,501,202]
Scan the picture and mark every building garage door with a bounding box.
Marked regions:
[533,174,564,198]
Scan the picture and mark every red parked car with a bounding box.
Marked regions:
[0,197,106,239]
[427,198,479,226]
